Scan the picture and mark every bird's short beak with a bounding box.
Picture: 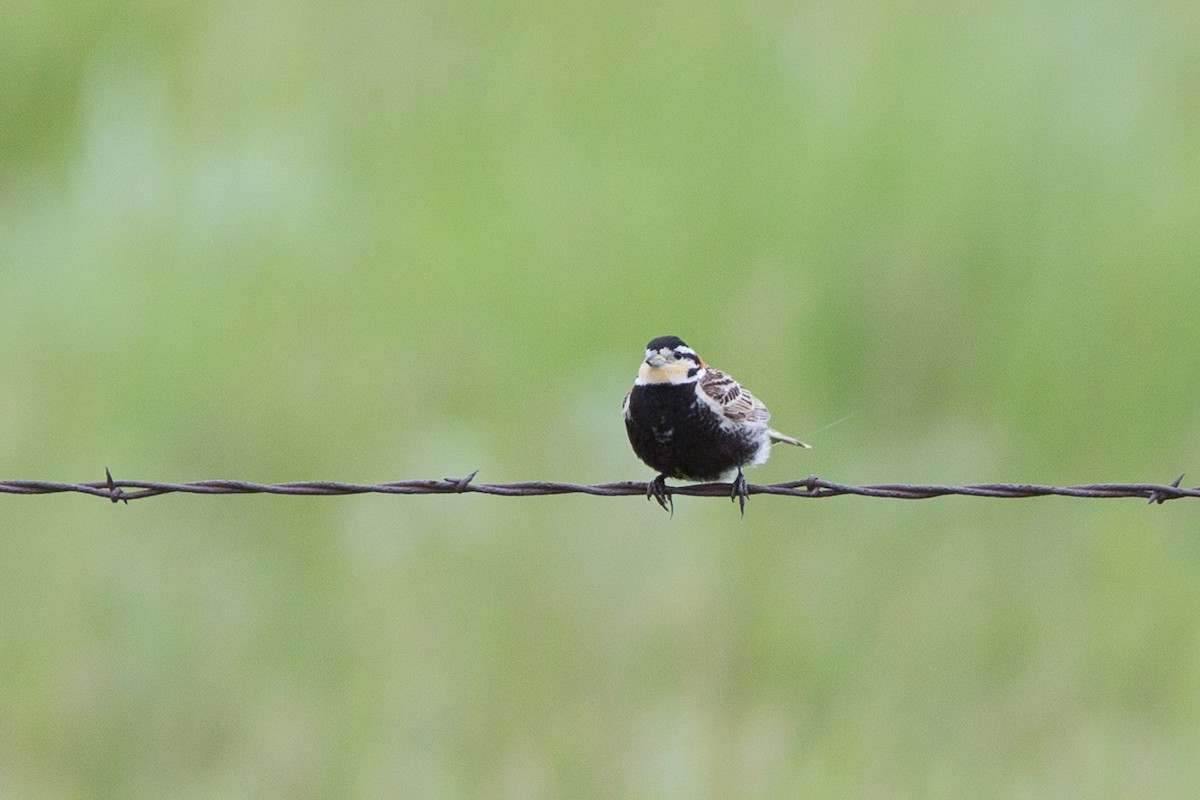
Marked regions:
[645,353,668,367]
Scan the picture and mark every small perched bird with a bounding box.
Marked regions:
[623,335,810,514]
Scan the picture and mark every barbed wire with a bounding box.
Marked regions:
[0,469,1194,506]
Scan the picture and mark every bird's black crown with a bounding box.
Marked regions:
[645,335,688,351]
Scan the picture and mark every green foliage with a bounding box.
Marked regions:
[2,1,1199,796]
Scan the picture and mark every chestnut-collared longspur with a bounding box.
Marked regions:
[623,335,810,514]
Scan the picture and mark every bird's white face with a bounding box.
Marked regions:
[635,344,705,385]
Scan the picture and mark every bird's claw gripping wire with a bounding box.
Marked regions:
[731,468,749,517]
[647,474,674,515]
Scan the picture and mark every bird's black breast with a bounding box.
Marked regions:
[625,383,759,481]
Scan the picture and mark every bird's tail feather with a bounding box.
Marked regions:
[768,429,812,448]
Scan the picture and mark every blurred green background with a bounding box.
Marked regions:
[3,0,1200,796]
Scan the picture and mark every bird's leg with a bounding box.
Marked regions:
[731,468,749,517]
[646,474,674,515]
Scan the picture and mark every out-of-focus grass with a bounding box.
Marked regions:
[2,1,1200,797]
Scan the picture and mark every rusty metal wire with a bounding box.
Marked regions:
[0,469,1195,505]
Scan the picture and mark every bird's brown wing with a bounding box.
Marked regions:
[698,369,771,425]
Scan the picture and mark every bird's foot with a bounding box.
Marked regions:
[731,468,749,517]
[646,474,674,516]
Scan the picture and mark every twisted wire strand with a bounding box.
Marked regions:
[0,470,1193,505]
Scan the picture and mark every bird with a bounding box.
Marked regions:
[622,335,810,514]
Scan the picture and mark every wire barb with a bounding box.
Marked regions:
[2,471,1199,506]
[104,467,127,504]
[1147,473,1186,505]
[446,470,479,492]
